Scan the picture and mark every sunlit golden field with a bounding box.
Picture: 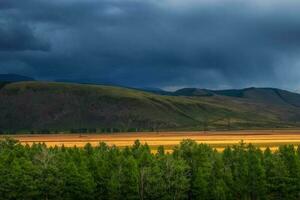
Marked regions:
[2,130,300,152]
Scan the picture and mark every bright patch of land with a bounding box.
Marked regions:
[2,130,300,151]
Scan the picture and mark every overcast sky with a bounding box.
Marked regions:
[1,0,300,90]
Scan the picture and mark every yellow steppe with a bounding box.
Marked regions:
[2,130,300,152]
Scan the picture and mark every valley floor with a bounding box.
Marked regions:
[3,130,300,152]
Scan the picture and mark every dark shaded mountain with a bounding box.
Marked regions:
[55,78,116,86]
[174,88,214,97]
[0,74,34,82]
[138,87,164,92]
[0,81,300,133]
[172,87,300,107]
[137,87,172,95]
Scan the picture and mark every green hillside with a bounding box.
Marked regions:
[0,81,300,133]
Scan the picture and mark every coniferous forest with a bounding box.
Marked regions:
[0,139,300,200]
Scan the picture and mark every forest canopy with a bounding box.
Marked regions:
[0,139,300,200]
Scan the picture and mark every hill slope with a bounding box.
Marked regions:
[0,82,300,133]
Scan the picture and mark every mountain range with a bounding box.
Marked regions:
[1,79,300,133]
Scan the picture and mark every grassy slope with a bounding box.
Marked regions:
[0,81,299,133]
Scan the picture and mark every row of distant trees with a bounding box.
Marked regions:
[0,115,280,134]
[0,117,231,134]
[0,121,174,134]
[1,139,300,199]
[0,127,162,134]
[0,118,174,134]
[70,128,140,133]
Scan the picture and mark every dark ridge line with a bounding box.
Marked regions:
[274,89,300,108]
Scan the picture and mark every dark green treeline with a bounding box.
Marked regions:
[1,139,300,200]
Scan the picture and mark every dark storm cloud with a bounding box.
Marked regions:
[0,21,50,51]
[1,0,300,90]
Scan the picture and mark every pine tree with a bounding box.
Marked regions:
[208,153,230,200]
[230,142,248,199]
[247,145,266,200]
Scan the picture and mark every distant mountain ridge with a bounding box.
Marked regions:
[51,77,300,104]
[0,74,34,82]
[1,74,300,109]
